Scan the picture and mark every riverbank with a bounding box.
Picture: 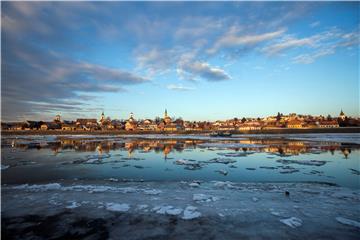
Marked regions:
[1,127,360,135]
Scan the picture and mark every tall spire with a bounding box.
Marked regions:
[165,109,168,118]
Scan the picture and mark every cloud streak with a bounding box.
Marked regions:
[179,61,231,82]
[167,84,195,91]
[208,28,286,54]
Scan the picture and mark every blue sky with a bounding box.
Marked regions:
[1,2,359,121]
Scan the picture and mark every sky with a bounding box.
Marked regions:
[1,1,359,122]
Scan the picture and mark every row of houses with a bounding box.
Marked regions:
[2,110,359,131]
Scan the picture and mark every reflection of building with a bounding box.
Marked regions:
[7,136,355,161]
[341,148,350,158]
[163,145,172,159]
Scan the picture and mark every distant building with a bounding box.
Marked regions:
[40,122,61,130]
[54,114,61,123]
[163,123,178,131]
[138,119,158,131]
[125,113,137,131]
[7,122,29,130]
[61,124,77,131]
[286,119,303,129]
[40,124,48,130]
[339,109,346,121]
[76,119,98,130]
[164,109,172,124]
[99,111,105,124]
[319,120,339,128]
[238,122,262,131]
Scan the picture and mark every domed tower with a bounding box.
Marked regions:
[125,112,137,131]
[54,114,61,123]
[100,111,105,123]
[129,112,135,122]
[164,109,172,124]
[339,109,346,121]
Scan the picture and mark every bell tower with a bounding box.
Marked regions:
[100,111,105,122]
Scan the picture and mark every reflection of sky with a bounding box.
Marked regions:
[2,141,359,188]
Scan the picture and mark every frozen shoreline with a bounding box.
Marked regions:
[2,181,360,239]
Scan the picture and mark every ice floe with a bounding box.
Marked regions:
[335,217,360,228]
[280,217,303,228]
[217,152,254,157]
[1,164,10,170]
[277,159,327,166]
[137,204,148,210]
[13,183,62,191]
[65,201,81,209]
[193,193,220,203]
[212,181,235,189]
[152,205,183,215]
[206,158,236,164]
[143,189,162,195]
[279,166,300,174]
[189,181,201,188]
[215,169,228,175]
[182,206,202,220]
[174,159,202,170]
[106,203,130,212]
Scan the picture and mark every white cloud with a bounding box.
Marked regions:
[167,84,195,91]
[178,61,231,82]
[208,29,285,54]
[263,36,315,55]
[310,21,320,28]
[293,48,335,64]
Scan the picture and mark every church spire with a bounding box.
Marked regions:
[164,109,168,118]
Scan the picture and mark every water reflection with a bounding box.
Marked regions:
[2,135,360,188]
[2,136,357,159]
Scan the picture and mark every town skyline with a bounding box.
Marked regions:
[2,2,359,121]
[2,108,358,123]
[3,108,358,132]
